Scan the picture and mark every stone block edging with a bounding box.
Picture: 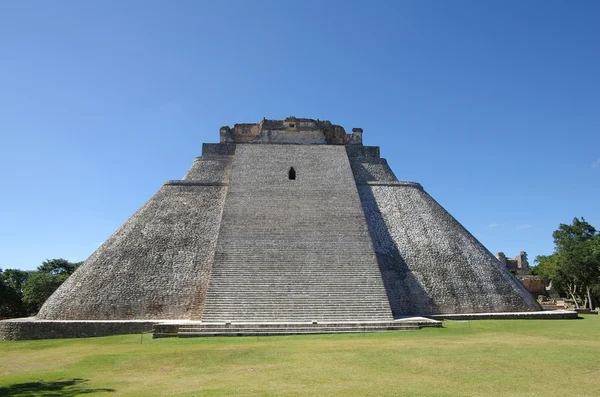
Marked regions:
[0,318,157,340]
[427,310,578,320]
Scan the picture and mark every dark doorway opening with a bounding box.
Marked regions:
[288,167,296,180]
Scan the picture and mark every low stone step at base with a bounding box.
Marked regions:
[178,326,420,336]
[153,318,442,338]
[178,329,418,337]
[200,317,393,321]
[427,310,579,320]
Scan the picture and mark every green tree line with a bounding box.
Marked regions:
[0,259,81,319]
[532,217,600,310]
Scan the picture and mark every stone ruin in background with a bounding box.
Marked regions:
[496,251,548,298]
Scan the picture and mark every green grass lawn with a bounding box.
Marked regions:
[1,316,599,396]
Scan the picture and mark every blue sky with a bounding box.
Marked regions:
[1,1,598,271]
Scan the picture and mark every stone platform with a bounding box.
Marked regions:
[0,317,156,340]
[153,317,442,338]
[427,310,578,321]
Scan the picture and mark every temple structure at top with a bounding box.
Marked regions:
[219,116,363,145]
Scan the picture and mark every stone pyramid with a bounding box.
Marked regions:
[37,117,541,322]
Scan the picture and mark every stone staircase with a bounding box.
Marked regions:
[201,253,393,322]
[198,144,393,323]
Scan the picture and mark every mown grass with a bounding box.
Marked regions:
[1,316,599,396]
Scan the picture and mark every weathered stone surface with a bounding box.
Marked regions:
[183,156,233,182]
[346,145,380,158]
[201,143,236,157]
[350,157,398,183]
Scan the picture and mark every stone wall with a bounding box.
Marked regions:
[201,143,236,156]
[519,276,548,297]
[346,145,380,158]
[497,251,530,276]
[0,319,156,340]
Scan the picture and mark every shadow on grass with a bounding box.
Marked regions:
[0,378,114,396]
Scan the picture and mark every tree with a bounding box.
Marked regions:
[1,259,83,317]
[534,254,561,289]
[0,268,31,318]
[20,259,82,313]
[0,279,23,319]
[1,268,30,294]
[37,258,81,276]
[22,272,68,313]
[553,218,600,309]
[535,217,600,309]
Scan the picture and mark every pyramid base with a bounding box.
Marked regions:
[0,310,578,340]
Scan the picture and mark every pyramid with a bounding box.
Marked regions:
[37,117,541,322]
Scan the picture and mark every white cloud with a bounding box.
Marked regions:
[592,159,600,168]
[474,232,481,237]
[515,224,532,230]
[488,223,498,228]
